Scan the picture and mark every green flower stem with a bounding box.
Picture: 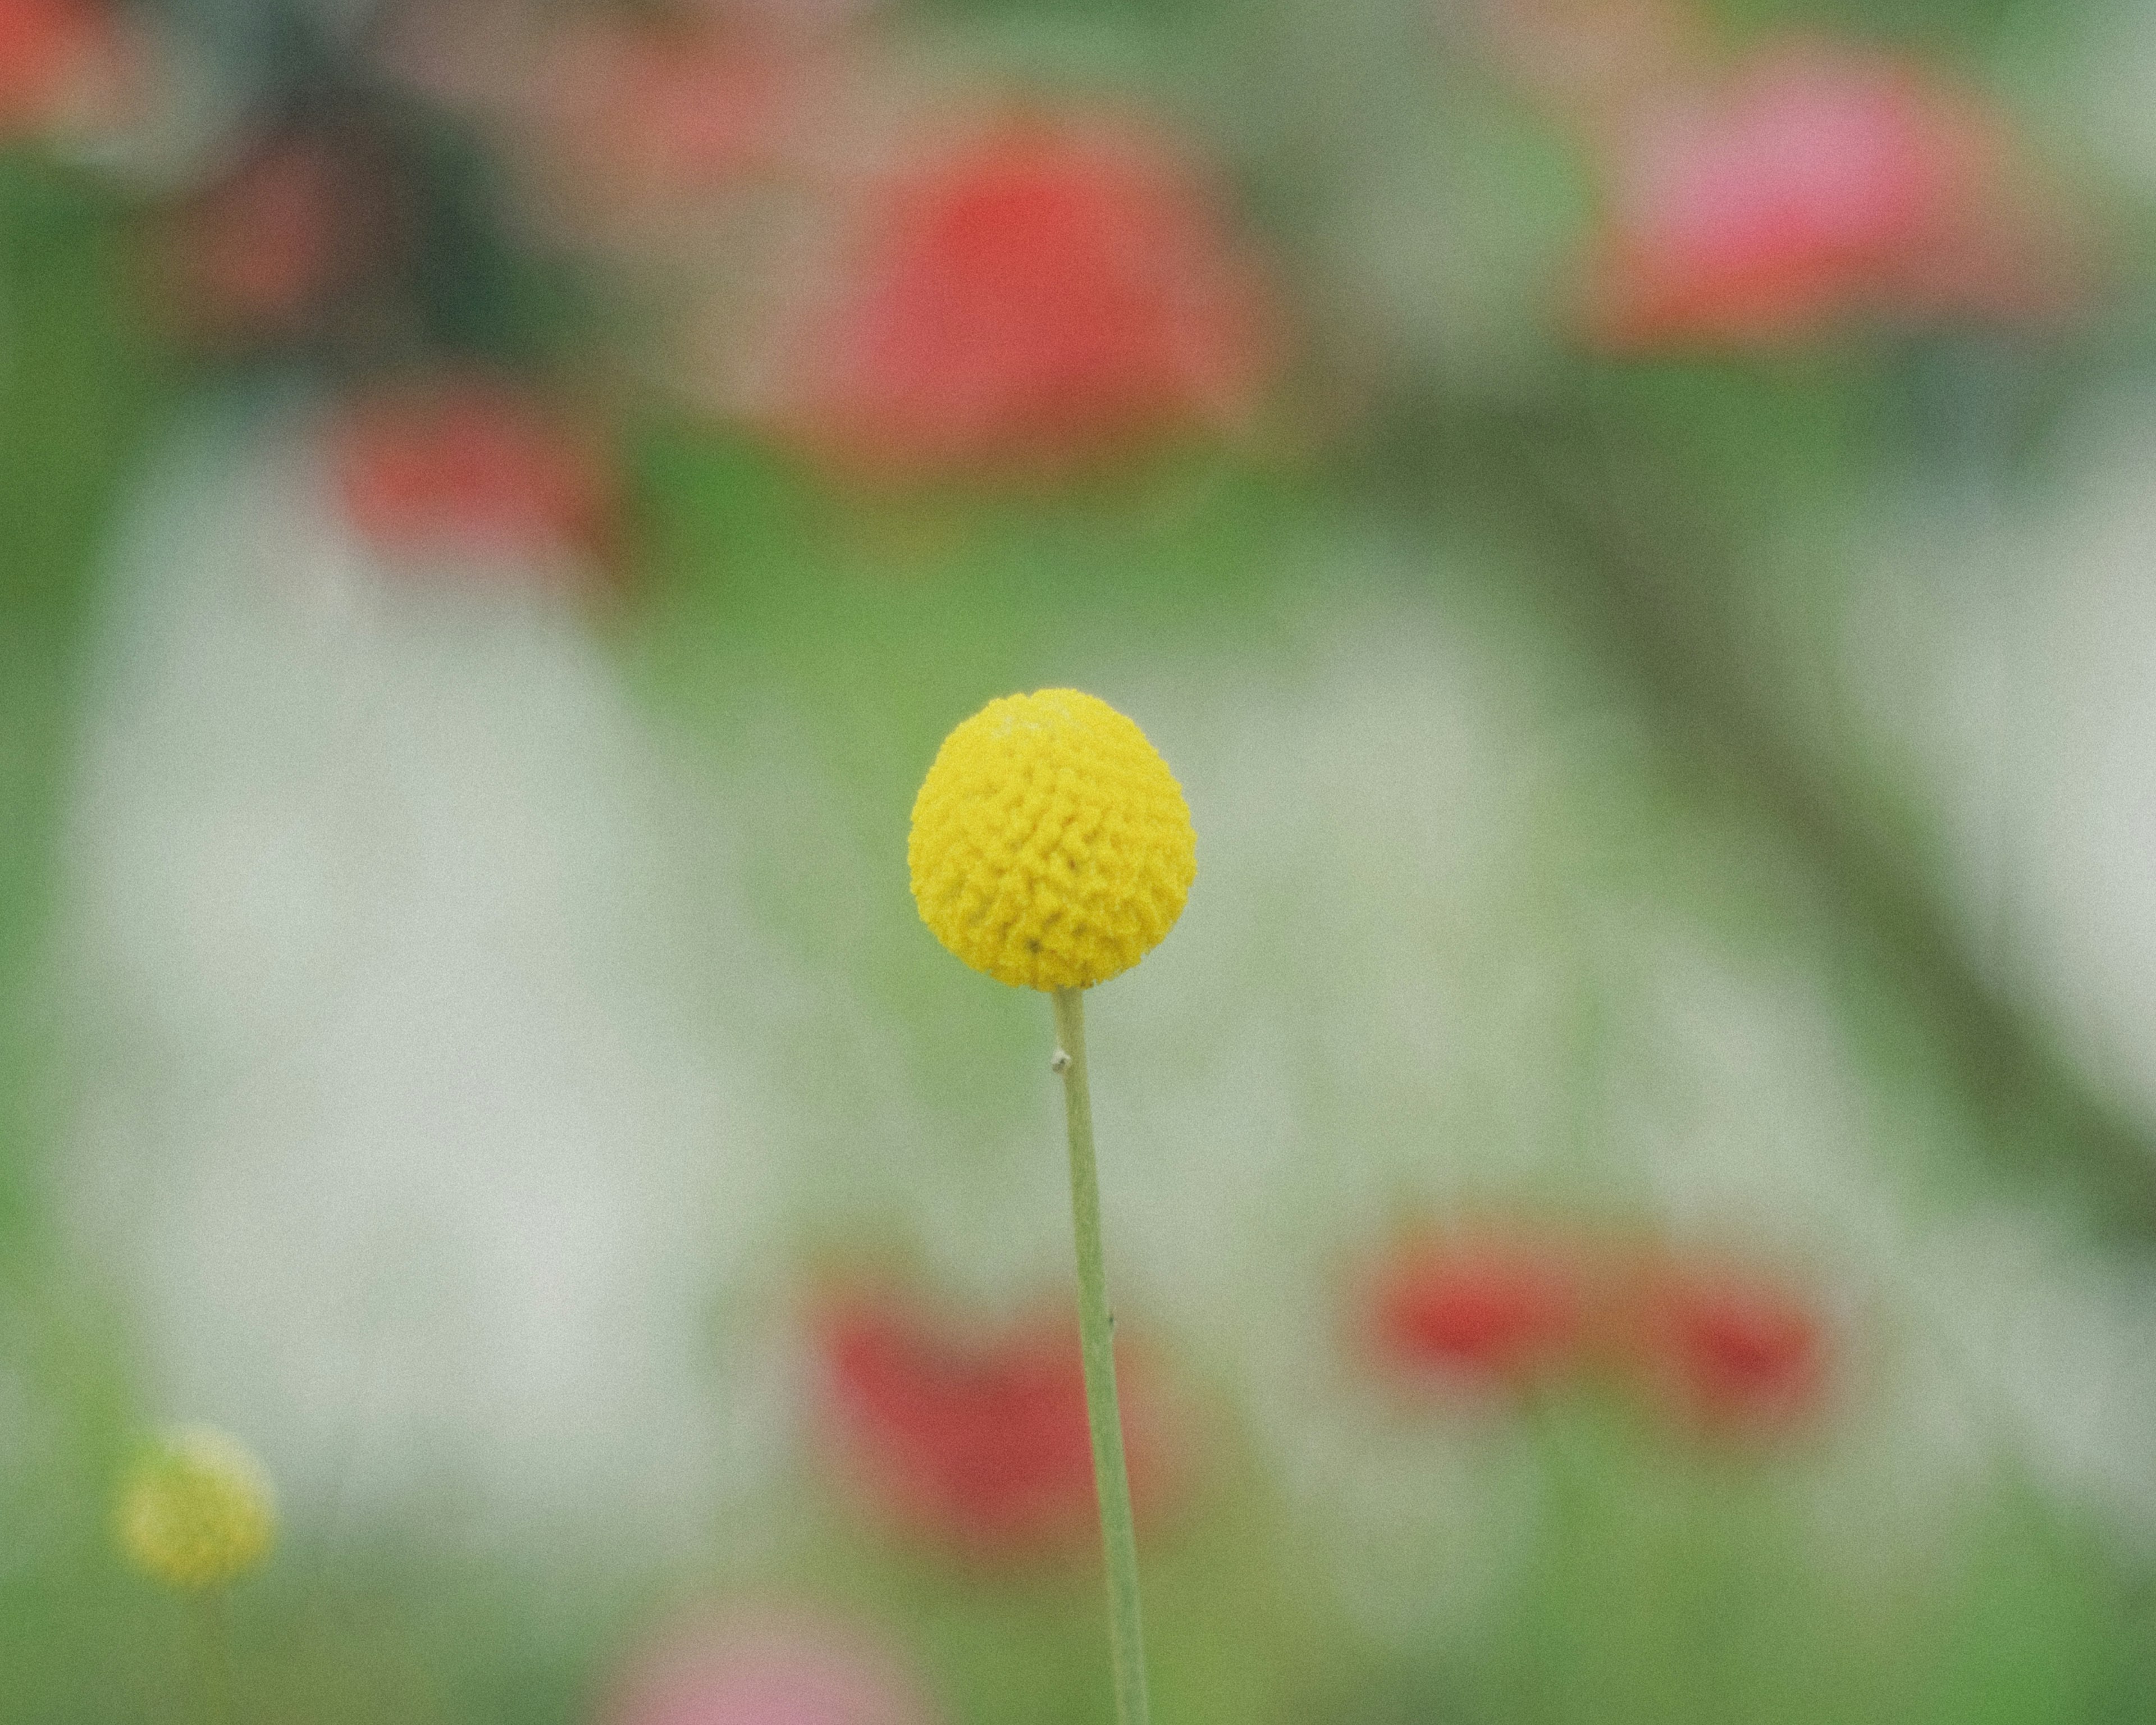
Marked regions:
[1052,985,1151,1725]
[194,1584,237,1725]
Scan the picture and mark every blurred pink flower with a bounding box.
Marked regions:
[1579,40,2079,348]
[1619,1254,1831,1439]
[1365,1227,1591,1394]
[812,1286,1177,1560]
[603,1609,935,1725]
[757,116,1278,476]
[328,375,619,571]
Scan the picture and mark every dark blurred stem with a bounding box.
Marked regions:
[1053,985,1151,1725]
[1397,392,2156,1239]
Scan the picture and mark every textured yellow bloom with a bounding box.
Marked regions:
[116,1426,276,1590]
[910,690,1196,990]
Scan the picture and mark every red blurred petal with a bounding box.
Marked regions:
[1367,1230,1590,1391]
[1580,39,2070,347]
[1625,1257,1831,1438]
[0,0,116,135]
[812,1287,1172,1560]
[157,139,357,340]
[329,376,618,570]
[769,117,1277,475]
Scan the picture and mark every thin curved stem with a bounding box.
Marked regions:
[1052,985,1150,1725]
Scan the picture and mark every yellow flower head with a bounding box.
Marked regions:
[909,689,1196,991]
[116,1426,276,1590]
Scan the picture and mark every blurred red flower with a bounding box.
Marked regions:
[328,376,619,570]
[1580,39,2076,347]
[764,117,1277,476]
[0,0,124,138]
[180,144,341,332]
[1622,1257,1830,1438]
[1367,1230,1591,1393]
[812,1288,1174,1560]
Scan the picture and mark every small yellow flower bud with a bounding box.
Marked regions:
[115,1426,276,1590]
[909,690,1196,991]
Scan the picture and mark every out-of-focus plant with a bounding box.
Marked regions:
[115,1426,276,1725]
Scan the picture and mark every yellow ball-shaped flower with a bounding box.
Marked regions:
[116,1426,276,1590]
[909,689,1196,990]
